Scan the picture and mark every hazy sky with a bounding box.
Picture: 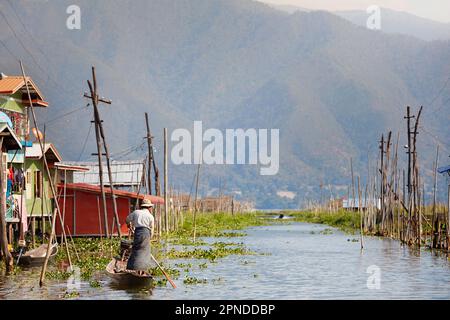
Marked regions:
[257,0,450,23]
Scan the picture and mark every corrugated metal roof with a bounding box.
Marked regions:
[0,76,48,106]
[59,183,164,204]
[61,160,145,186]
[438,165,450,174]
[25,143,62,162]
[0,76,28,94]
[53,163,90,172]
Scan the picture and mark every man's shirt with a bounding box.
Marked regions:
[126,209,154,233]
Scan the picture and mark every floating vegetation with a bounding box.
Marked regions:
[149,266,180,279]
[166,237,207,246]
[212,241,244,247]
[46,270,72,281]
[89,280,101,288]
[155,278,168,287]
[183,276,208,285]
[173,212,268,239]
[198,262,208,269]
[217,231,247,237]
[63,291,80,299]
[287,210,360,234]
[174,263,193,269]
[167,246,255,261]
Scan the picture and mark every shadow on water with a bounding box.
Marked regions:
[107,280,154,297]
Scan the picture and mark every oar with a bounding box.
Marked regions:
[150,254,176,289]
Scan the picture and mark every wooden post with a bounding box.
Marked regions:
[41,125,46,235]
[133,157,147,211]
[447,177,450,256]
[145,113,153,195]
[143,113,160,197]
[31,216,35,247]
[231,196,235,216]
[0,137,13,270]
[87,83,109,238]
[412,106,422,245]
[379,135,385,234]
[358,176,364,250]
[19,61,72,286]
[193,160,201,242]
[62,170,67,226]
[350,157,355,210]
[86,67,122,238]
[101,141,121,237]
[164,128,168,234]
[384,131,392,235]
[404,106,414,243]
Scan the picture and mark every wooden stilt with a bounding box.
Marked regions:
[0,138,13,271]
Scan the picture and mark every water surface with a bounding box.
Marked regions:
[1,222,449,299]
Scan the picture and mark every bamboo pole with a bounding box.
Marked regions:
[193,159,201,242]
[86,67,122,238]
[87,81,109,238]
[358,176,364,249]
[145,113,153,195]
[164,128,168,234]
[18,61,72,286]
[350,158,355,210]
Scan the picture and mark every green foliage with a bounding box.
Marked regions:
[55,238,118,280]
[167,246,254,261]
[170,212,267,238]
[287,210,360,233]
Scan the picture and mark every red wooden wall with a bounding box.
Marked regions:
[56,189,131,237]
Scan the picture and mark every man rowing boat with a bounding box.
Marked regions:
[125,198,155,271]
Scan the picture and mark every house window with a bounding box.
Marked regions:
[34,171,42,198]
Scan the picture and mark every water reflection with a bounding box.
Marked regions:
[0,222,449,299]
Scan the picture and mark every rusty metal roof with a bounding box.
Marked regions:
[0,75,48,107]
[58,183,164,204]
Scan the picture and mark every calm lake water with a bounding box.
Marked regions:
[1,222,450,300]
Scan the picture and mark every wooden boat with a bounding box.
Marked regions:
[18,243,58,266]
[106,257,153,288]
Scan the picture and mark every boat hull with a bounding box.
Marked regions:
[106,258,153,288]
[17,244,58,267]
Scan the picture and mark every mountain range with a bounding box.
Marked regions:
[271,3,450,41]
[0,0,448,208]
